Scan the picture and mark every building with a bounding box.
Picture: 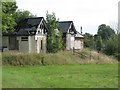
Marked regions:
[58,21,84,50]
[2,18,84,53]
[2,17,48,53]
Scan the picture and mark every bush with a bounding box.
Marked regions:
[2,53,40,66]
[103,35,118,56]
[40,56,45,65]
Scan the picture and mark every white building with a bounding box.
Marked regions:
[2,17,48,53]
[58,21,84,50]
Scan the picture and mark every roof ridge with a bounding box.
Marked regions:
[59,21,73,23]
[24,17,44,19]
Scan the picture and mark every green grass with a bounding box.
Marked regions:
[0,52,2,89]
[2,64,118,88]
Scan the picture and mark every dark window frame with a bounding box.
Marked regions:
[21,37,28,41]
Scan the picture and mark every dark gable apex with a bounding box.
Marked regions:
[58,21,77,34]
[15,17,48,36]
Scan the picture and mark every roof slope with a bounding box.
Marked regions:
[16,17,43,31]
[58,21,76,33]
[16,17,44,35]
[75,31,84,38]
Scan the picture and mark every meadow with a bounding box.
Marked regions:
[2,49,118,88]
[0,52,2,89]
[2,64,118,88]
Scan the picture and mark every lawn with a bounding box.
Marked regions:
[2,64,118,88]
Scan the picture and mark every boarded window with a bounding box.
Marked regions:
[21,37,28,41]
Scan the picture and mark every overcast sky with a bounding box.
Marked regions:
[16,0,119,35]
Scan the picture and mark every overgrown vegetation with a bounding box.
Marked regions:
[2,49,117,66]
[2,2,119,61]
[46,12,63,53]
[2,2,35,33]
[2,2,18,32]
[84,24,119,60]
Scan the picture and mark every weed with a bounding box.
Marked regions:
[2,49,118,66]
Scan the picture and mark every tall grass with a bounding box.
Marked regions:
[0,52,2,66]
[2,49,118,66]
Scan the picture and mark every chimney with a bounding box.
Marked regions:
[80,26,82,35]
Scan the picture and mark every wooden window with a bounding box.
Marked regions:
[21,37,28,41]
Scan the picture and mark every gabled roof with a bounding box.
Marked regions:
[15,17,47,36]
[58,21,76,33]
[16,17,43,31]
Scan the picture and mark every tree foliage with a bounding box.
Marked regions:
[2,2,36,33]
[2,2,18,15]
[83,24,119,59]
[98,24,115,41]
[13,10,36,23]
[2,2,18,32]
[46,12,63,53]
[103,34,119,59]
[95,35,103,53]
[83,33,94,48]
[93,24,119,59]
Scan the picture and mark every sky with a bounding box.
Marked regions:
[16,0,119,35]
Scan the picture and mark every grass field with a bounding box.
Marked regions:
[2,64,118,88]
[0,52,2,89]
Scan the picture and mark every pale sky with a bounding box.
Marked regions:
[16,0,119,35]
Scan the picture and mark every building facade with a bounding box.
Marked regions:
[2,18,84,53]
[58,21,84,50]
[2,17,48,53]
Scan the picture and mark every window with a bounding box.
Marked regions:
[38,31,40,34]
[21,37,28,41]
[41,40,43,50]
[40,24,43,29]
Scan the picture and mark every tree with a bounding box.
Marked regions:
[103,35,118,56]
[2,2,18,14]
[2,2,18,32]
[2,2,35,33]
[46,12,63,53]
[97,24,115,41]
[83,33,94,48]
[95,35,103,53]
[13,9,36,24]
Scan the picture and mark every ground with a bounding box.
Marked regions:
[2,64,118,88]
